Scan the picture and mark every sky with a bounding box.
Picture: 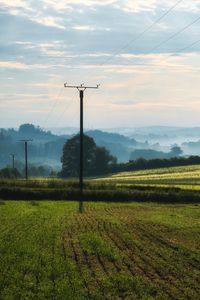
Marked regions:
[1,0,200,129]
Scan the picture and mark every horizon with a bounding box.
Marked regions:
[2,124,200,131]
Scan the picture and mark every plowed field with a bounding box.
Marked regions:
[0,201,199,299]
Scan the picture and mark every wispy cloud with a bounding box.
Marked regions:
[35,16,65,30]
[73,25,111,31]
[0,61,65,70]
[0,61,30,70]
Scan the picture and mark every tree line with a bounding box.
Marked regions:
[111,156,200,173]
[60,134,200,178]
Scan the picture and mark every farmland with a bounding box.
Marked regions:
[0,201,199,299]
[98,164,200,191]
[0,165,200,299]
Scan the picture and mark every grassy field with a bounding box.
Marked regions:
[98,164,200,191]
[0,201,199,299]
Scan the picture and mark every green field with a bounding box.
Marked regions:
[98,164,200,191]
[0,201,199,299]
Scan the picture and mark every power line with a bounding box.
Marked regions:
[96,0,184,67]
[152,37,200,68]
[42,87,64,129]
[62,0,184,114]
[54,90,77,128]
[148,15,200,54]
[168,37,200,56]
[14,0,183,69]
[121,15,200,67]
[121,36,200,70]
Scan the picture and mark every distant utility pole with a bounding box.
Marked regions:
[19,140,33,180]
[10,153,15,169]
[64,83,100,213]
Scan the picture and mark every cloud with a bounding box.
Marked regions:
[34,16,65,30]
[0,0,28,8]
[72,25,111,31]
[0,61,30,70]
[0,61,64,70]
[39,0,200,13]
[1,0,200,22]
[1,0,200,128]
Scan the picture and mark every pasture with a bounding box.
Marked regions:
[0,201,199,299]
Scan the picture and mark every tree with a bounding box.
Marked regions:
[19,124,38,134]
[60,134,116,178]
[169,146,183,157]
[93,146,117,175]
[0,167,21,179]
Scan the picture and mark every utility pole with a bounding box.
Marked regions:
[64,83,99,213]
[20,140,33,180]
[10,153,15,169]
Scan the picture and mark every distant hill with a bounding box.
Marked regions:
[1,124,195,169]
[130,149,166,160]
[0,125,141,167]
[182,140,200,155]
[0,124,69,168]
[86,130,137,162]
[130,146,183,161]
[104,126,200,145]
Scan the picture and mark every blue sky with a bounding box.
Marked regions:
[0,0,200,129]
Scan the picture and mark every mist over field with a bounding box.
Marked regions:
[1,124,200,173]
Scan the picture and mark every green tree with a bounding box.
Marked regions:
[60,134,116,178]
[0,167,21,179]
[93,146,117,175]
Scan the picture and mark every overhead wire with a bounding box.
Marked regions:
[42,87,64,129]
[120,34,200,70]
[54,90,77,128]
[41,0,188,129]
[148,37,200,69]
[25,0,184,68]
[66,0,185,130]
[105,12,200,68]
[148,15,200,54]
[91,0,184,67]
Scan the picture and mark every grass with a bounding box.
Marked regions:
[80,233,119,262]
[0,201,199,299]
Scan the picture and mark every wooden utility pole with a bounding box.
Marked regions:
[10,153,15,169]
[20,140,33,180]
[64,83,99,213]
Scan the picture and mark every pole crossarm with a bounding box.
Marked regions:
[19,139,33,142]
[64,83,100,90]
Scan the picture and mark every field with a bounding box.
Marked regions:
[0,165,200,299]
[0,201,199,299]
[98,164,200,191]
[1,165,200,203]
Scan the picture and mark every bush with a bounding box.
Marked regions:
[0,186,199,203]
[0,168,21,179]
